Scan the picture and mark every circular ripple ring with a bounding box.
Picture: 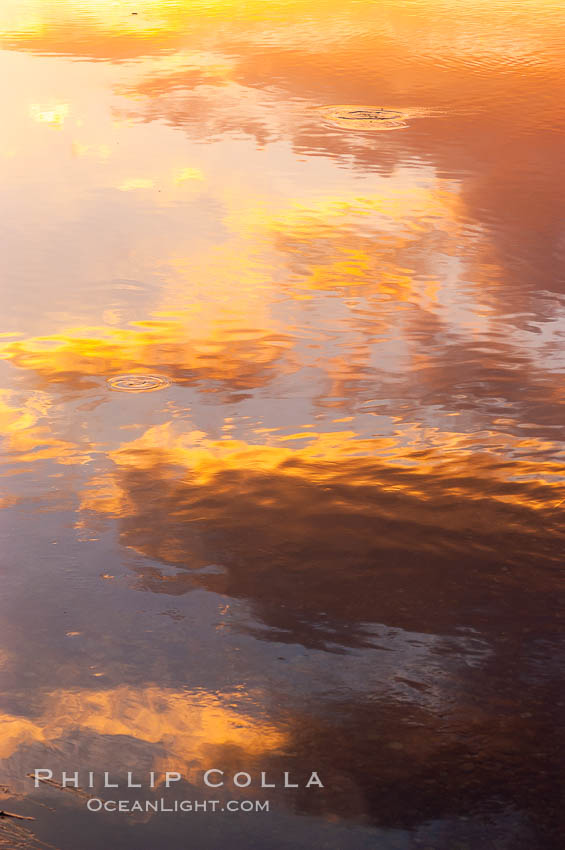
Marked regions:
[106,374,171,392]
[337,109,403,121]
[319,105,410,131]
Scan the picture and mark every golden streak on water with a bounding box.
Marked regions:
[106,374,170,392]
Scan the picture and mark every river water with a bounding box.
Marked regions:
[0,1,564,848]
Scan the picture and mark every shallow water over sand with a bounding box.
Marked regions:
[0,1,564,848]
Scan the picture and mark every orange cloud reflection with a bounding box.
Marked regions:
[0,391,88,466]
[74,421,565,649]
[0,685,286,790]
[0,317,292,396]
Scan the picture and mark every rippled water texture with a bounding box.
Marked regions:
[0,1,564,848]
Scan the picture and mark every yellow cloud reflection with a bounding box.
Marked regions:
[0,685,286,783]
[3,0,563,61]
[71,141,112,160]
[29,103,69,126]
[71,420,565,650]
[81,422,565,541]
[0,310,291,395]
[119,177,155,191]
[227,181,461,297]
[174,166,204,184]
[0,390,88,465]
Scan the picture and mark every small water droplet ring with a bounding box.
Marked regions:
[334,108,403,122]
[107,374,170,392]
[319,105,410,131]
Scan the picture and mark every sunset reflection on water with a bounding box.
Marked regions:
[0,1,564,848]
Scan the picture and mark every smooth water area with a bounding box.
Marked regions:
[0,1,564,848]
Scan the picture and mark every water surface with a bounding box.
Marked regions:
[1,1,564,848]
